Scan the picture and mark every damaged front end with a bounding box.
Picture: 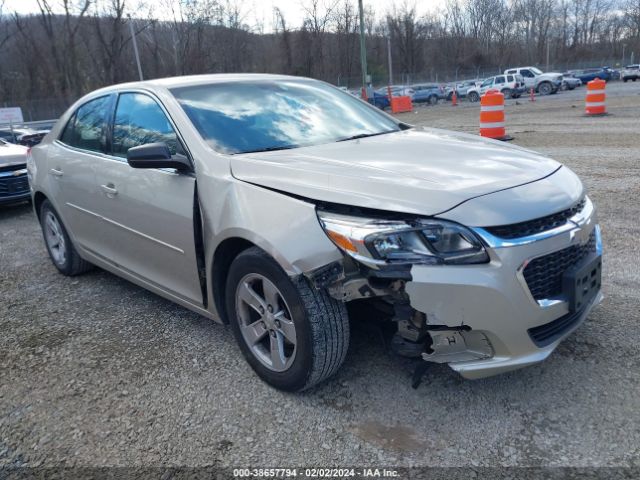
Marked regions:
[307,205,497,386]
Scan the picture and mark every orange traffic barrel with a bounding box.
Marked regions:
[480,89,507,139]
[585,78,606,115]
[391,95,413,113]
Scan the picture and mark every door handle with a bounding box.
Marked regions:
[100,184,118,196]
[49,168,63,177]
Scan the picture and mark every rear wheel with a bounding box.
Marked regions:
[40,199,92,276]
[225,247,350,391]
[428,95,438,105]
[468,91,480,103]
[501,88,512,98]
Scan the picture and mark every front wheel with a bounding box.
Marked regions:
[537,82,553,95]
[468,91,480,102]
[225,247,350,391]
[428,95,438,105]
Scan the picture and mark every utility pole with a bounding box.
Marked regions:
[387,36,393,86]
[128,14,144,81]
[546,42,550,72]
[358,0,368,98]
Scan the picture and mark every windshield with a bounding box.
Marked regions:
[530,67,543,75]
[171,79,401,154]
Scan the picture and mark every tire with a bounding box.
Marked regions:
[537,82,553,95]
[225,247,350,392]
[501,88,512,98]
[623,78,628,83]
[39,199,92,276]
[468,91,480,103]
[633,78,637,82]
[428,95,438,105]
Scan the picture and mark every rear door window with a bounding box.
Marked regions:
[60,95,111,153]
[495,76,505,84]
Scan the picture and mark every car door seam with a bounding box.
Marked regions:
[66,202,185,254]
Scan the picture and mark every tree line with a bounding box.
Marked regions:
[1,0,639,119]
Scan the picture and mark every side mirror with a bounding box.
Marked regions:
[126,142,191,171]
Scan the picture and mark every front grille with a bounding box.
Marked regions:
[528,306,586,347]
[0,173,30,198]
[523,230,596,301]
[485,198,586,239]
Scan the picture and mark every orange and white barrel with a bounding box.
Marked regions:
[585,78,606,115]
[479,89,506,139]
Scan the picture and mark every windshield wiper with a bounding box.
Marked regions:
[237,145,299,154]
[336,130,398,142]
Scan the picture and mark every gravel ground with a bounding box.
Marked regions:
[1,82,639,471]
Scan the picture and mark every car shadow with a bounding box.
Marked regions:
[0,200,32,221]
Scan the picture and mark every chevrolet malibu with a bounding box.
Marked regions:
[28,74,603,391]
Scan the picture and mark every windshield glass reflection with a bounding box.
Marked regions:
[171,79,400,154]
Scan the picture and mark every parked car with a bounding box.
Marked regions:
[504,66,563,95]
[0,139,30,205]
[622,65,640,82]
[569,68,611,83]
[444,79,480,100]
[602,66,620,80]
[410,83,445,104]
[375,85,415,99]
[466,74,525,102]
[368,91,391,110]
[29,74,602,391]
[0,127,48,146]
[561,74,582,90]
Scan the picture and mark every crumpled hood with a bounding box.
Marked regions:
[230,128,561,216]
[0,142,28,168]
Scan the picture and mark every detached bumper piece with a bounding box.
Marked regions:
[422,330,494,364]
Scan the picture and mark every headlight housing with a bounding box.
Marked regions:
[317,210,489,267]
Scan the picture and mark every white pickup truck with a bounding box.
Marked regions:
[504,66,563,95]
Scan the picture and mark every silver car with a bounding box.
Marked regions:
[28,74,603,391]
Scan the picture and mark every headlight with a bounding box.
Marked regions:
[317,210,489,267]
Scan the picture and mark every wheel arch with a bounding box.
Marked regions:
[33,190,48,220]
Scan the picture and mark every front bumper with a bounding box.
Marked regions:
[405,208,602,379]
[0,171,30,205]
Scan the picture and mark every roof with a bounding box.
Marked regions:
[92,73,309,95]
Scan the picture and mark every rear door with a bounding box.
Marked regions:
[48,94,113,251]
[91,91,203,305]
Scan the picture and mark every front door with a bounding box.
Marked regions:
[91,92,203,305]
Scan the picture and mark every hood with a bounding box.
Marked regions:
[539,72,563,81]
[230,128,561,217]
[0,142,28,168]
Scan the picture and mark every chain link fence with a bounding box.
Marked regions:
[1,58,627,122]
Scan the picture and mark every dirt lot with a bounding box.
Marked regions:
[1,82,640,471]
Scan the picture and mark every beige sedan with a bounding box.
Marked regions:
[29,74,602,391]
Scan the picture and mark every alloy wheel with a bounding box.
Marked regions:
[44,211,67,266]
[235,273,297,372]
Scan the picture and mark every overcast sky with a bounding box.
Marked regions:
[4,0,444,32]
